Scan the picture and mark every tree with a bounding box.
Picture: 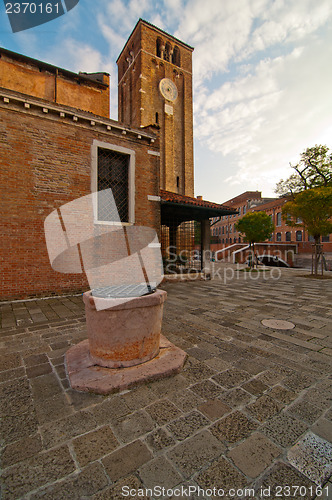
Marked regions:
[276,145,332,198]
[282,187,332,275]
[236,212,275,268]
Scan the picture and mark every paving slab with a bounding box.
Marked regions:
[101,440,152,482]
[195,456,248,496]
[287,432,332,486]
[210,410,258,444]
[255,462,317,500]
[138,456,182,489]
[262,412,308,447]
[228,432,282,478]
[166,430,225,479]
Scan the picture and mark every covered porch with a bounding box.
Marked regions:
[160,190,237,276]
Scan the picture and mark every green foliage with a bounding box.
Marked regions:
[282,186,332,242]
[235,211,275,244]
[276,145,332,197]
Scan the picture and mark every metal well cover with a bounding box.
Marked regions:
[91,283,156,298]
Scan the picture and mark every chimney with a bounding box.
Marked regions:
[196,196,203,200]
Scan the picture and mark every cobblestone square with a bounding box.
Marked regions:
[0,268,331,499]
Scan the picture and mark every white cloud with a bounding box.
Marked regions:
[48,38,104,73]
[176,0,256,85]
[105,0,153,32]
[172,0,331,200]
[240,0,332,60]
[98,18,126,53]
[193,20,332,198]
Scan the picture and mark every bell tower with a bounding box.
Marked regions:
[117,19,194,197]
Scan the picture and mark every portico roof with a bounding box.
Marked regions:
[160,190,238,224]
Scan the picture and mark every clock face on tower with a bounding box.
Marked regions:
[159,78,178,101]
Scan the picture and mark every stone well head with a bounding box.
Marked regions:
[84,288,167,368]
[45,189,186,394]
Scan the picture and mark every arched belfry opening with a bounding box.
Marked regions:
[164,42,172,62]
[173,46,180,66]
[156,38,163,58]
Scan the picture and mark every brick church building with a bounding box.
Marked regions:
[0,19,235,300]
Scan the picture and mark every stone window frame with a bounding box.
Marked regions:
[91,140,135,225]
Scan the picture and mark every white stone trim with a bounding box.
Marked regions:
[0,90,156,142]
[148,150,160,156]
[147,195,161,201]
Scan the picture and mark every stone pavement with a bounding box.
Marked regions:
[0,268,331,499]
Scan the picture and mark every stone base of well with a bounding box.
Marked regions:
[65,335,187,395]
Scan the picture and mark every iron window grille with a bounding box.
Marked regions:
[97,148,129,223]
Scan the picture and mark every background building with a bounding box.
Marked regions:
[210,191,332,267]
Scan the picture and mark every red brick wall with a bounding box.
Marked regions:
[117,20,194,197]
[0,52,110,118]
[0,98,160,300]
[210,194,332,255]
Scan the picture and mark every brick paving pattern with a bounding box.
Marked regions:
[0,269,331,499]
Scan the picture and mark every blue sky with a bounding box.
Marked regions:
[1,0,332,203]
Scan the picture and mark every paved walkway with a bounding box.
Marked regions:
[0,268,331,499]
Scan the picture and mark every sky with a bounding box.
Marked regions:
[1,0,332,204]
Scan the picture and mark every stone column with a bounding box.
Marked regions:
[201,219,211,277]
